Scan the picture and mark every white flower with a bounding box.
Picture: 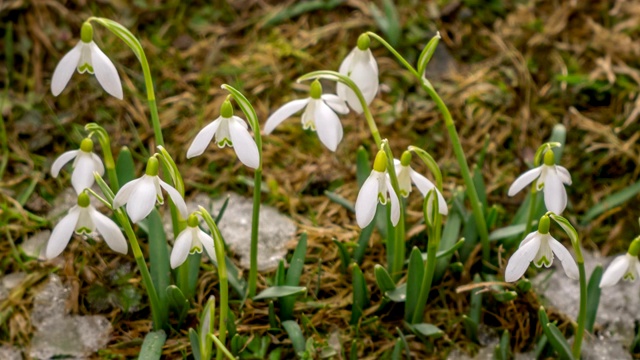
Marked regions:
[355,151,400,228]
[51,138,104,193]
[170,221,216,269]
[599,253,640,287]
[336,35,379,114]
[186,100,259,169]
[394,159,448,215]
[507,151,571,214]
[51,26,123,99]
[264,87,348,152]
[505,228,578,282]
[112,158,188,223]
[46,193,127,258]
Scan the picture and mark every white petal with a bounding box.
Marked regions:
[112,177,141,209]
[75,206,95,232]
[543,171,567,214]
[314,101,343,152]
[46,206,81,258]
[187,118,221,159]
[264,99,310,134]
[548,237,579,280]
[507,167,543,196]
[51,42,82,96]
[71,153,97,193]
[126,177,157,223]
[170,229,193,269]
[505,235,541,282]
[229,117,260,169]
[355,173,380,228]
[599,254,628,287]
[90,153,105,176]
[91,208,127,254]
[321,94,349,114]
[349,50,379,107]
[51,150,79,177]
[158,179,188,218]
[198,229,216,262]
[90,42,123,99]
[519,231,539,248]
[556,166,572,185]
[386,178,401,226]
[409,169,448,215]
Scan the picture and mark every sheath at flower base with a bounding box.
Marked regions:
[394,151,447,216]
[264,80,348,152]
[504,215,579,282]
[186,100,260,169]
[355,150,400,229]
[51,138,105,194]
[112,157,188,223]
[600,237,640,287]
[46,192,128,259]
[336,34,379,114]
[170,214,216,269]
[51,22,123,99]
[508,149,572,214]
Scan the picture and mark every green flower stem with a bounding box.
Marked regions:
[248,168,262,297]
[366,31,490,264]
[199,207,229,360]
[523,187,538,235]
[85,123,119,191]
[573,261,587,358]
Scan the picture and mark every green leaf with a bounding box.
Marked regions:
[333,239,351,274]
[548,214,579,250]
[585,265,603,332]
[544,323,575,360]
[581,180,640,225]
[282,320,306,355]
[214,195,231,224]
[409,323,443,338]
[463,315,478,343]
[221,84,260,135]
[374,264,396,293]
[139,330,167,360]
[166,285,189,325]
[281,233,307,320]
[350,263,369,325]
[356,146,370,188]
[254,286,307,300]
[386,283,407,303]
[324,190,354,213]
[370,0,400,47]
[156,145,184,195]
[262,0,343,27]
[353,221,375,264]
[115,146,135,189]
[416,33,441,77]
[495,330,510,360]
[90,18,145,62]
[189,328,202,360]
[493,290,518,302]
[145,209,170,320]
[404,247,424,322]
[490,223,537,241]
[435,191,463,280]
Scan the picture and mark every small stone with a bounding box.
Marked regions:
[0,345,22,360]
[0,272,27,301]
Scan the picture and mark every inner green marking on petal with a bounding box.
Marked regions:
[624,272,636,281]
[190,246,203,255]
[378,192,387,205]
[76,226,92,234]
[217,138,233,147]
[535,256,551,268]
[78,63,94,74]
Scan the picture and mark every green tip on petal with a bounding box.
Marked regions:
[373,150,387,172]
[538,215,550,234]
[220,100,234,118]
[400,151,412,166]
[357,33,370,50]
[81,22,94,43]
[310,80,322,99]
[543,149,555,166]
[145,157,159,176]
[77,192,91,207]
[187,214,199,228]
[80,138,94,152]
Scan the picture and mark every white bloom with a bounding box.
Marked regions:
[507,152,571,214]
[505,230,578,282]
[336,44,379,114]
[187,112,260,169]
[599,253,640,287]
[264,94,348,152]
[355,169,400,229]
[170,224,216,269]
[113,166,188,223]
[51,40,123,99]
[46,197,127,259]
[394,159,448,215]
[51,139,104,193]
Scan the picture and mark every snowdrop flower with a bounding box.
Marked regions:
[505,215,578,282]
[508,149,572,214]
[600,236,640,287]
[187,100,260,169]
[113,157,188,223]
[51,22,123,99]
[51,138,104,194]
[264,80,348,151]
[170,214,216,268]
[395,151,448,215]
[46,192,127,258]
[336,34,379,114]
[355,150,400,228]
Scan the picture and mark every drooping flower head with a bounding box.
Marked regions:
[51,22,123,99]
[51,137,105,194]
[186,99,260,169]
[508,149,572,214]
[46,192,127,258]
[112,156,188,223]
[600,236,640,287]
[170,214,216,269]
[505,215,578,282]
[355,150,400,228]
[395,151,448,215]
[336,34,379,114]
[264,80,348,151]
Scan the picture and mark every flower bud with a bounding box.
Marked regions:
[187,214,199,228]
[77,192,91,207]
[357,33,370,51]
[538,215,550,234]
[373,150,387,172]
[309,80,322,99]
[80,138,94,153]
[220,100,234,118]
[400,150,412,166]
[81,22,94,43]
[543,150,555,166]
[145,157,159,176]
